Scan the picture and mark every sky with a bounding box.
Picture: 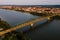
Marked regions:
[0,0,60,5]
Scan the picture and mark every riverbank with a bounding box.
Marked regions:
[0,18,29,40]
[0,6,60,16]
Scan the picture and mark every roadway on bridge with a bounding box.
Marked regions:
[0,15,56,36]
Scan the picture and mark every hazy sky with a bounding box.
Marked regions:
[0,0,60,5]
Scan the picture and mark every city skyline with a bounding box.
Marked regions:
[0,0,60,5]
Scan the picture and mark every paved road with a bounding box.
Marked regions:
[0,15,56,36]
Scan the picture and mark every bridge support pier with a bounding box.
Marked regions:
[47,17,51,22]
[30,23,34,30]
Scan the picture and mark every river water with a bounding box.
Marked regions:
[0,9,39,26]
[25,19,60,40]
[0,9,60,40]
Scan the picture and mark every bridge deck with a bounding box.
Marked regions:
[0,15,56,36]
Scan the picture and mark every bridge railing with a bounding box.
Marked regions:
[0,15,56,36]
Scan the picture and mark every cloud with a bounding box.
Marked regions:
[0,0,60,5]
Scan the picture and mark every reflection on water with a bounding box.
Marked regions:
[0,9,39,26]
[25,19,60,40]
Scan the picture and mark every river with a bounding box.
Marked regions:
[0,9,60,40]
[0,9,39,26]
[25,19,60,40]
